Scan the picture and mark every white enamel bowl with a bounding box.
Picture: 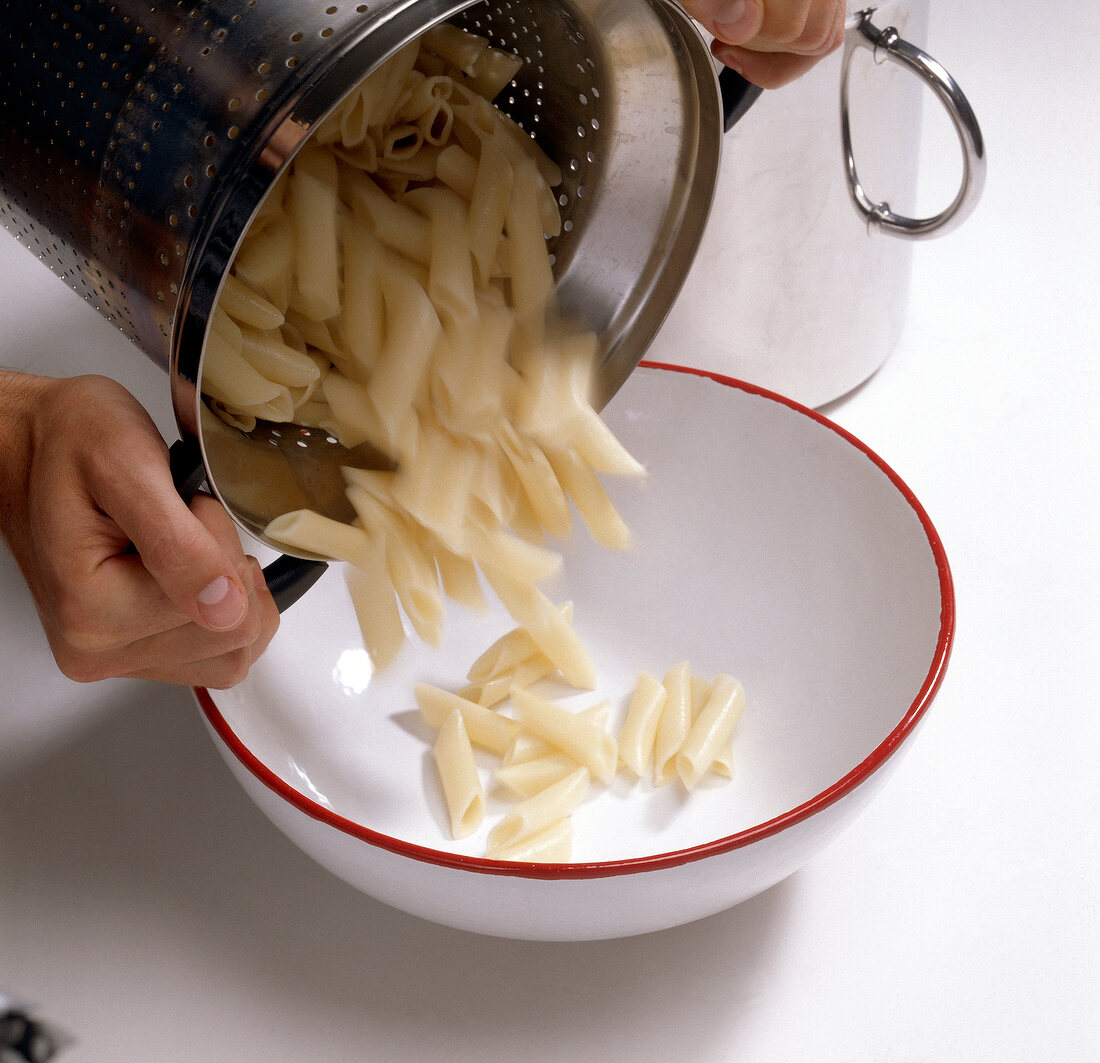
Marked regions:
[196,363,954,941]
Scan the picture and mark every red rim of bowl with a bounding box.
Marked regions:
[196,362,955,881]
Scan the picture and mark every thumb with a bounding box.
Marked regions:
[693,0,763,45]
[97,446,252,632]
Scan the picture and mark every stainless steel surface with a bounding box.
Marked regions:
[841,8,985,238]
[647,0,985,409]
[0,0,724,551]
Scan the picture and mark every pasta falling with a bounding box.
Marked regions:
[201,25,750,864]
[203,23,639,671]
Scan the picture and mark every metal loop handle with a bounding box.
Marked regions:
[841,11,986,239]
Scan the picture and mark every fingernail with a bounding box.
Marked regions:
[198,575,248,630]
[713,0,752,43]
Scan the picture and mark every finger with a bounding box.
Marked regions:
[239,556,280,664]
[54,561,278,686]
[751,0,817,49]
[124,557,278,686]
[92,440,252,633]
[27,472,197,654]
[189,492,258,623]
[705,0,843,54]
[711,41,827,88]
[129,562,281,688]
[127,645,257,690]
[53,603,259,684]
[692,1,764,47]
[754,0,842,56]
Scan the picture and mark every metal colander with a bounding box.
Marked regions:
[0,0,746,556]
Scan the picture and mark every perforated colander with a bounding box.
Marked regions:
[0,0,756,567]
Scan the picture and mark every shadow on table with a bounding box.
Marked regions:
[0,683,799,1061]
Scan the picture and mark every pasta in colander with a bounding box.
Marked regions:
[203,24,640,672]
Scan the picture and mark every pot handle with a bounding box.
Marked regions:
[719,66,765,132]
[168,436,328,612]
[841,10,985,239]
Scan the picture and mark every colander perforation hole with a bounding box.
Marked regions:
[2,0,612,366]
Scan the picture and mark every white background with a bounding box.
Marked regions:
[2,2,1097,1059]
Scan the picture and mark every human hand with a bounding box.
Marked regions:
[685,0,846,89]
[0,372,279,687]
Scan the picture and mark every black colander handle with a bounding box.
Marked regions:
[718,67,764,132]
[168,436,328,612]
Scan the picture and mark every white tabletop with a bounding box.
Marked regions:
[2,4,1097,1060]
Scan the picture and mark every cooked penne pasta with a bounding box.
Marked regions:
[287,148,342,322]
[676,674,746,790]
[320,371,389,451]
[458,675,518,709]
[417,605,749,858]
[512,690,616,784]
[463,45,523,100]
[617,671,668,779]
[383,519,445,646]
[486,765,590,851]
[231,214,294,313]
[409,185,478,329]
[217,273,285,330]
[414,682,517,755]
[201,310,287,411]
[368,267,442,448]
[344,552,406,670]
[494,750,578,799]
[265,509,372,567]
[238,326,323,389]
[691,675,714,713]
[428,300,513,436]
[433,544,486,612]
[471,524,563,587]
[420,21,489,76]
[364,39,420,128]
[466,137,514,289]
[480,567,594,691]
[654,660,693,787]
[504,156,556,324]
[435,142,478,199]
[343,169,432,264]
[466,601,574,683]
[502,655,556,693]
[380,122,422,161]
[390,420,478,553]
[712,741,736,780]
[498,423,573,540]
[485,817,572,863]
[501,731,555,766]
[547,446,632,551]
[339,220,386,373]
[434,709,485,839]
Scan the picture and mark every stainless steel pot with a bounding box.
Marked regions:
[648,0,985,408]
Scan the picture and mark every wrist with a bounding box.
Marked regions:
[0,370,51,545]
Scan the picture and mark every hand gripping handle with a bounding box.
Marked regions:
[168,436,328,612]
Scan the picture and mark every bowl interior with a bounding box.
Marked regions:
[201,364,951,866]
